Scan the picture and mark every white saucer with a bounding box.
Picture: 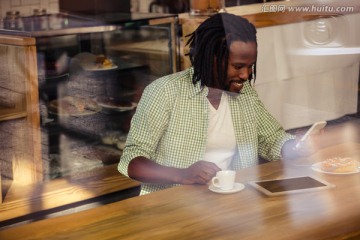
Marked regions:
[208,182,245,194]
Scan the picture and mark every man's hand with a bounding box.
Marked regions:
[179,161,221,185]
[128,157,221,185]
[282,133,323,160]
[294,138,316,157]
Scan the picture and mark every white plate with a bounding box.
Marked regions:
[82,64,118,71]
[48,99,101,116]
[208,182,245,194]
[97,100,137,112]
[49,108,100,116]
[311,162,360,175]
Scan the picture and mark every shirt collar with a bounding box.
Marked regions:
[188,67,208,99]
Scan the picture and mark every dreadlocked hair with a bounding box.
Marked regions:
[186,13,257,88]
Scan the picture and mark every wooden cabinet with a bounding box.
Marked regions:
[0,35,42,193]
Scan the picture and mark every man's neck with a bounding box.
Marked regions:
[207,87,223,109]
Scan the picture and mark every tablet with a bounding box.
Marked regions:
[248,176,335,196]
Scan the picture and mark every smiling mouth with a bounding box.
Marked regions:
[228,80,246,92]
[232,81,243,87]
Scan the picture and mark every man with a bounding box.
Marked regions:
[118,13,302,195]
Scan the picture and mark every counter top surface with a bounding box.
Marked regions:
[179,0,360,28]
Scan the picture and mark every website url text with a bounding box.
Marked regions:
[262,5,355,13]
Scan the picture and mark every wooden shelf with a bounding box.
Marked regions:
[0,109,27,122]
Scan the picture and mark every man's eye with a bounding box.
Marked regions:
[233,65,243,70]
[232,64,254,71]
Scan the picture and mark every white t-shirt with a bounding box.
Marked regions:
[204,92,237,170]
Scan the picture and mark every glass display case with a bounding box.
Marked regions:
[34,13,179,181]
[0,12,179,223]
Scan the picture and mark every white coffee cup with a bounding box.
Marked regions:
[211,170,236,190]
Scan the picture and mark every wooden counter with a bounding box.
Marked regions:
[0,164,140,223]
[179,0,360,28]
[0,140,359,239]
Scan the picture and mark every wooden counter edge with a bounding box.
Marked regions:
[0,164,140,223]
[0,34,35,46]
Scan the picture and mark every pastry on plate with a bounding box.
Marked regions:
[49,96,99,115]
[100,130,127,150]
[95,55,114,69]
[321,157,359,173]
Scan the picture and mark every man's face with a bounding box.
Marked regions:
[224,41,257,93]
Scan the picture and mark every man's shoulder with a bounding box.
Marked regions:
[241,81,259,97]
[147,68,192,91]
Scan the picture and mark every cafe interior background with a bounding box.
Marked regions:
[0,0,359,229]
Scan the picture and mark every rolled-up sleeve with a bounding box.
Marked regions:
[255,94,295,161]
[118,80,172,177]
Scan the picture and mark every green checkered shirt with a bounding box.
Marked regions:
[118,67,295,195]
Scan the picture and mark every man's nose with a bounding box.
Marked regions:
[239,68,250,80]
